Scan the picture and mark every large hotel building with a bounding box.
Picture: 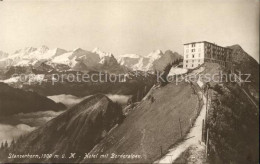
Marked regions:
[183,41,232,70]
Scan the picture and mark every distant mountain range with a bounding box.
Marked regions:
[0,44,257,99]
[0,46,126,74]
[0,46,183,75]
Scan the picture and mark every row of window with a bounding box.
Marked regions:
[205,44,226,51]
[186,48,201,53]
[186,54,201,58]
[205,49,227,55]
[186,59,201,63]
[185,63,201,68]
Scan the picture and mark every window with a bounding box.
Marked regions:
[186,65,188,67]
[186,55,188,58]
[192,64,194,67]
[199,54,200,57]
[192,60,194,63]
[186,60,188,63]
[186,49,189,53]
[192,49,195,52]
[192,44,195,47]
[192,55,195,58]
[198,48,201,52]
[198,59,200,62]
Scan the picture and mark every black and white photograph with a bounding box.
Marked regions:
[0,0,259,163]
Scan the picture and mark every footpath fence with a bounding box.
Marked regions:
[201,83,211,161]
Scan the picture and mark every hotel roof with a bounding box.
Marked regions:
[183,41,232,50]
[183,41,211,45]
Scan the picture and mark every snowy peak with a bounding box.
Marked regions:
[119,54,141,59]
[117,49,181,71]
[92,47,114,58]
[117,54,143,70]
[12,45,49,59]
[117,50,163,71]
[53,48,67,57]
[52,48,100,68]
[40,48,67,60]
[92,48,118,65]
[146,49,163,60]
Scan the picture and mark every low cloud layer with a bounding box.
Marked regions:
[106,94,132,105]
[0,110,64,145]
[14,110,64,127]
[0,124,35,144]
[48,94,90,108]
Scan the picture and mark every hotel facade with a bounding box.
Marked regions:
[183,41,232,70]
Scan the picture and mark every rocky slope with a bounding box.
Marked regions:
[227,45,259,100]
[0,82,65,116]
[207,83,259,164]
[5,94,124,163]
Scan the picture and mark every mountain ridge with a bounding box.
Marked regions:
[0,82,66,116]
[5,94,124,163]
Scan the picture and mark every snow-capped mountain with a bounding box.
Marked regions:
[117,54,145,70]
[0,46,67,68]
[117,49,164,71]
[92,47,119,66]
[92,47,113,58]
[52,48,100,68]
[146,49,163,61]
[0,46,182,76]
[0,46,126,75]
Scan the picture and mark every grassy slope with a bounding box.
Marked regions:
[82,82,200,163]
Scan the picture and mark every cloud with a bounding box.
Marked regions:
[0,124,35,144]
[13,110,64,127]
[0,110,64,145]
[47,94,90,107]
[106,94,132,105]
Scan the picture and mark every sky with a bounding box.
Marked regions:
[0,0,259,62]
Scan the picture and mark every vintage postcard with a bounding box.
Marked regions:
[0,0,259,163]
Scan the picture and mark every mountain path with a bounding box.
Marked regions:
[154,73,207,164]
